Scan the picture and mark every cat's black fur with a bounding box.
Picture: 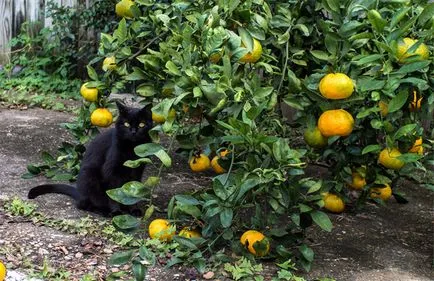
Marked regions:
[28,101,153,216]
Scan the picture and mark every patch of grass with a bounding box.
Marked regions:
[2,197,138,247]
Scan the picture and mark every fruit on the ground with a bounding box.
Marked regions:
[179,227,201,238]
[318,109,354,137]
[239,38,262,63]
[378,147,404,170]
[211,156,225,174]
[319,73,354,99]
[304,126,328,148]
[152,108,176,123]
[102,56,117,71]
[211,149,230,174]
[322,193,345,213]
[80,83,98,102]
[370,184,392,201]
[115,0,134,18]
[91,108,113,127]
[240,230,270,257]
[148,219,175,241]
[397,37,429,63]
[378,101,388,117]
[348,172,366,190]
[189,153,211,172]
[408,137,423,155]
[0,261,6,281]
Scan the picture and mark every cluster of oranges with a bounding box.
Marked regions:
[149,218,270,257]
[189,150,230,174]
[79,56,119,128]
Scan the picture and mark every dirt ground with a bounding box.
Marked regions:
[0,105,433,281]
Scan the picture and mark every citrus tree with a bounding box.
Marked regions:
[54,0,432,278]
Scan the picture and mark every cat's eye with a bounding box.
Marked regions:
[139,122,146,128]
[124,122,130,127]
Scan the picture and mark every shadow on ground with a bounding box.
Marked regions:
[0,106,433,280]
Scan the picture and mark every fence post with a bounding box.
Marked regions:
[0,0,12,64]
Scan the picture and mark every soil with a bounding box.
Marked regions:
[0,105,433,281]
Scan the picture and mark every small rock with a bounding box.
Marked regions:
[203,271,215,280]
[75,252,83,258]
[103,248,113,254]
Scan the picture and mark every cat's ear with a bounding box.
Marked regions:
[140,103,153,116]
[116,101,128,115]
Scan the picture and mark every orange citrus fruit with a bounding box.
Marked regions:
[348,172,366,190]
[319,73,354,99]
[239,38,262,63]
[102,56,117,71]
[80,83,98,102]
[209,48,224,63]
[0,261,6,281]
[211,149,230,174]
[179,227,201,239]
[378,101,388,117]
[397,38,429,63]
[370,184,392,201]
[189,153,211,172]
[408,137,423,155]
[322,193,345,213]
[91,108,113,127]
[152,108,176,124]
[318,109,354,137]
[240,230,270,257]
[211,156,225,174]
[378,148,404,170]
[148,219,175,241]
[304,126,328,148]
[115,0,135,18]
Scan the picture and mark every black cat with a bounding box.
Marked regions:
[28,101,153,216]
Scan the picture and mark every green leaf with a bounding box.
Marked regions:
[418,3,434,26]
[113,18,128,43]
[173,236,198,250]
[220,208,233,228]
[307,180,322,194]
[310,50,329,61]
[132,262,146,281]
[367,10,386,32]
[108,250,134,266]
[396,61,430,74]
[362,144,381,155]
[238,27,253,51]
[113,214,140,230]
[310,210,333,232]
[358,78,385,92]
[107,188,142,205]
[388,90,408,113]
[299,244,314,262]
[352,54,383,66]
[165,61,182,76]
[397,153,423,163]
[394,124,417,140]
[86,65,98,81]
[124,158,152,168]
[122,181,149,198]
[174,195,201,205]
[154,149,172,167]
[325,0,340,12]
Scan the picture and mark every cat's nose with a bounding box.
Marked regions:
[131,128,137,134]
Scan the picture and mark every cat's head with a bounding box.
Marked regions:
[115,101,153,143]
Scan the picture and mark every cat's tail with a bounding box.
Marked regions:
[28,184,80,201]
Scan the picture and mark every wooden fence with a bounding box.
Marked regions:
[0,0,91,64]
